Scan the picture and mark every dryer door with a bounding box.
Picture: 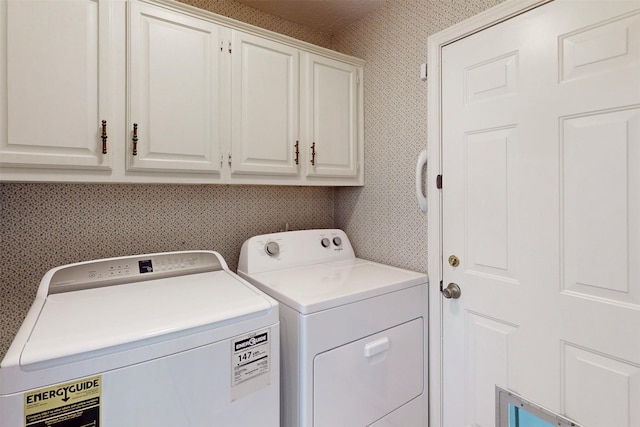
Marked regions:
[313,318,423,426]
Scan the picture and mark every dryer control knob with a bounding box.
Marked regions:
[321,238,330,248]
[333,237,342,246]
[265,241,280,257]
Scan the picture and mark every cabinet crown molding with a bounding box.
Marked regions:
[141,0,366,67]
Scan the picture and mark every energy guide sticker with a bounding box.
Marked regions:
[24,375,101,427]
[231,329,271,401]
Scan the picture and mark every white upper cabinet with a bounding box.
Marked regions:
[0,0,115,171]
[127,1,224,174]
[0,0,364,186]
[302,53,362,181]
[230,31,300,177]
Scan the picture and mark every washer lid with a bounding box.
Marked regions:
[243,259,427,314]
[20,270,274,369]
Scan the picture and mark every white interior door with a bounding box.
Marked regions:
[440,1,640,426]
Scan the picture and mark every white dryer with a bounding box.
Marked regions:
[0,251,279,427]
[238,229,428,427]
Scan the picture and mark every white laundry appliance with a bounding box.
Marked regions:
[0,250,279,427]
[238,229,428,427]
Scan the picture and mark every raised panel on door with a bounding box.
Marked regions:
[303,53,359,179]
[128,1,222,174]
[440,1,640,427]
[230,31,299,176]
[0,0,113,170]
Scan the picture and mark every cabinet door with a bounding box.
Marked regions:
[303,53,360,180]
[128,1,223,174]
[230,31,300,176]
[0,0,113,170]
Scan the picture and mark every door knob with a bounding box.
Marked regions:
[442,283,461,299]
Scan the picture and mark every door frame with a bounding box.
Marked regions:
[426,0,551,425]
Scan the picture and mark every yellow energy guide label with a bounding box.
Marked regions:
[24,375,101,427]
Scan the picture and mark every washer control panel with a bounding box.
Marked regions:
[48,251,224,294]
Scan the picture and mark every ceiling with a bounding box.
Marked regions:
[234,0,386,35]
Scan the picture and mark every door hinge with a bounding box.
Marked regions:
[220,152,225,167]
[220,41,224,52]
[228,152,232,166]
[436,174,443,189]
[228,41,232,54]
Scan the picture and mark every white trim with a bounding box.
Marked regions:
[426,1,551,426]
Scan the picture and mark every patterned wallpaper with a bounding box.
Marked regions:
[1,0,505,359]
[332,0,504,272]
[0,184,333,358]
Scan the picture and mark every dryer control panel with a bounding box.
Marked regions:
[238,229,356,274]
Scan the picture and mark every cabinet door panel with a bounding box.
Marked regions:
[0,0,112,170]
[231,31,299,176]
[303,54,359,179]
[128,1,222,174]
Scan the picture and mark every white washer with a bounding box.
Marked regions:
[238,229,428,427]
[0,250,279,427]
